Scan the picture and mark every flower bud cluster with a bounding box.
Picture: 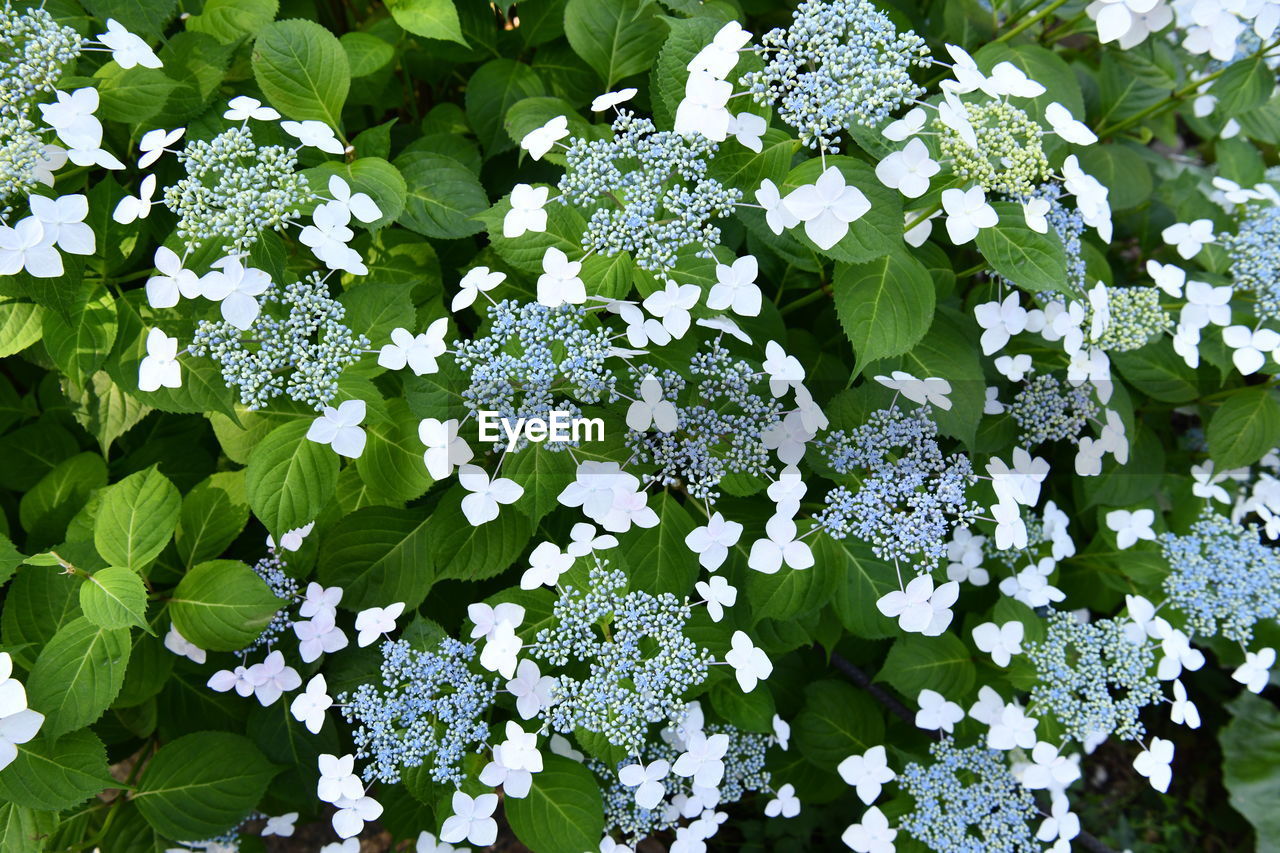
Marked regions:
[741,0,929,151]
[163,125,313,253]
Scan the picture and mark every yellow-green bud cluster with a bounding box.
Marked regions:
[938,99,1049,197]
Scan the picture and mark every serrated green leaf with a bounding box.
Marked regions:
[385,0,466,45]
[187,0,279,43]
[80,566,150,631]
[506,755,605,853]
[876,631,976,700]
[244,419,339,537]
[356,399,434,502]
[301,157,407,230]
[1222,692,1280,852]
[0,729,113,811]
[169,560,282,652]
[25,617,130,739]
[428,487,533,583]
[0,802,57,853]
[175,472,250,569]
[1207,387,1280,471]
[792,680,885,769]
[134,732,279,841]
[316,506,437,611]
[93,466,181,572]
[618,492,699,596]
[564,0,666,88]
[395,152,489,239]
[0,299,44,358]
[834,249,935,373]
[465,59,546,157]
[252,19,350,127]
[975,202,1070,295]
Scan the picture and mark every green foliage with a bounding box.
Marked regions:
[79,566,150,631]
[244,420,339,537]
[133,732,279,840]
[93,466,180,571]
[504,755,605,853]
[252,19,351,127]
[975,202,1070,295]
[1207,388,1280,470]
[25,617,130,739]
[1221,693,1280,851]
[169,560,282,651]
[833,248,936,372]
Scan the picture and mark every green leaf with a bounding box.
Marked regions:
[0,299,44,358]
[821,537,898,639]
[0,533,22,589]
[1207,387,1280,471]
[6,257,86,322]
[64,371,153,457]
[316,506,437,611]
[876,631,976,700]
[175,472,250,569]
[1215,53,1276,117]
[135,732,279,841]
[707,128,796,194]
[187,0,277,42]
[356,399,434,502]
[1074,145,1153,212]
[618,493,699,596]
[0,729,113,811]
[1221,692,1280,852]
[792,680,886,769]
[476,195,587,274]
[395,152,489,239]
[748,550,835,624]
[42,287,117,385]
[709,679,776,733]
[19,452,108,550]
[1111,340,1201,403]
[25,617,130,739]
[564,0,666,87]
[834,249,936,373]
[975,202,1070,295]
[302,158,407,230]
[252,19,350,127]
[93,64,178,125]
[0,803,57,853]
[885,308,986,447]
[504,444,578,522]
[506,755,605,853]
[341,31,395,78]
[428,487,533,583]
[170,560,282,652]
[82,0,179,40]
[385,0,466,45]
[244,419,339,538]
[0,565,84,669]
[80,566,150,631]
[781,156,901,263]
[465,59,546,157]
[93,466,181,572]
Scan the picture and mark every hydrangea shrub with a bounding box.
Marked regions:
[2,0,1280,851]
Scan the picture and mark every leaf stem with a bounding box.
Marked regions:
[995,0,1072,43]
[1097,38,1280,137]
